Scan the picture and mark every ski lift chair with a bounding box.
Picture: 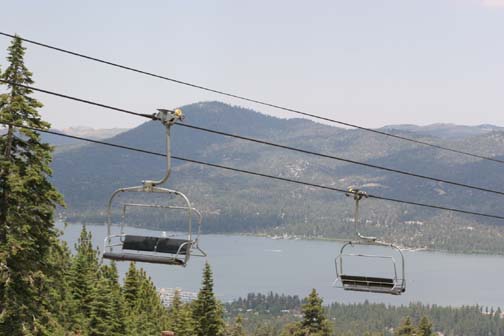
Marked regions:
[102,108,206,267]
[335,241,406,295]
[333,188,406,295]
[103,203,206,266]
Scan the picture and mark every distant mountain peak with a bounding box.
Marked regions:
[61,127,129,139]
[381,123,504,139]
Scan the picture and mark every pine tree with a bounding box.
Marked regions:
[254,322,277,336]
[123,262,140,310]
[88,275,116,336]
[300,289,331,335]
[281,289,331,336]
[227,315,246,336]
[101,262,127,335]
[122,262,142,335]
[0,35,65,335]
[167,289,194,336]
[279,322,300,336]
[122,264,168,336]
[45,239,76,333]
[395,317,417,336]
[68,226,101,332]
[136,269,169,335]
[417,316,433,336]
[192,262,225,336]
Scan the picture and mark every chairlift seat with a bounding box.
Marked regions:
[340,275,405,295]
[102,251,185,265]
[102,235,192,265]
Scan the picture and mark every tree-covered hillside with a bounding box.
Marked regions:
[51,102,504,253]
[226,293,504,336]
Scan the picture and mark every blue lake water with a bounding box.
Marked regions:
[59,222,504,308]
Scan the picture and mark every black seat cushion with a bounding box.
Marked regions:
[122,235,190,254]
[156,237,189,254]
[122,235,158,251]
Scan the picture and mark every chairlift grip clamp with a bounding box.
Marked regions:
[156,108,184,126]
[141,181,155,192]
[345,187,368,201]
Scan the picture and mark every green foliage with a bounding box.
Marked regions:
[280,289,331,336]
[65,230,170,336]
[68,226,101,331]
[85,263,127,336]
[227,315,246,336]
[416,316,433,336]
[44,239,76,333]
[228,292,302,315]
[300,289,332,335]
[100,263,127,335]
[122,263,169,336]
[394,316,433,336]
[226,293,504,336]
[0,35,65,335]
[122,262,140,310]
[137,269,169,334]
[252,321,282,336]
[394,317,416,336]
[192,262,225,336]
[88,275,116,336]
[167,290,195,336]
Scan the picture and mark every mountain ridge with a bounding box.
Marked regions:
[50,101,504,254]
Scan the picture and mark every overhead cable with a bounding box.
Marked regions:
[1,120,503,221]
[1,32,503,164]
[2,79,504,198]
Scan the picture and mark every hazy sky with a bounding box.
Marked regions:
[1,0,503,129]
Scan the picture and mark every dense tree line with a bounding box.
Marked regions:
[228,292,303,314]
[328,302,504,336]
[64,195,504,255]
[227,293,504,336]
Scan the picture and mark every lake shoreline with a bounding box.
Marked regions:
[60,220,504,257]
[58,221,504,309]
